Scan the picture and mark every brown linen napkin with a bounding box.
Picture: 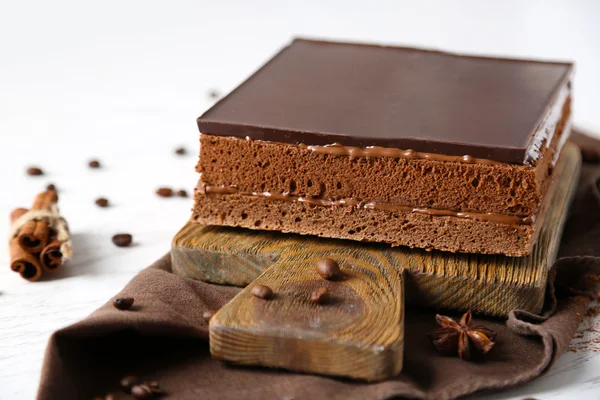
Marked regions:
[37,135,600,400]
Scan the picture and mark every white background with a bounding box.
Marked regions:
[1,1,599,399]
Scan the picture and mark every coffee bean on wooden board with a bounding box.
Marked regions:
[316,257,342,280]
[310,287,329,304]
[177,189,188,198]
[251,284,273,299]
[46,183,56,191]
[113,297,134,310]
[175,147,186,155]
[156,187,173,197]
[26,167,44,176]
[88,159,101,168]
[95,197,109,207]
[112,233,132,247]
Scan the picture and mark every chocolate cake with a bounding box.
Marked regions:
[192,39,574,256]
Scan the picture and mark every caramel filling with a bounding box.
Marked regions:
[198,183,532,227]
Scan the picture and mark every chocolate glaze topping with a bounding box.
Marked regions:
[198,184,531,226]
[198,39,573,164]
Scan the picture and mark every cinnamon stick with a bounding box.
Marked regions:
[16,190,57,253]
[9,208,43,281]
[40,238,62,273]
[18,220,50,253]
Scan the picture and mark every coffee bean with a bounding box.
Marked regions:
[95,197,109,207]
[88,160,101,168]
[310,287,329,304]
[251,284,273,299]
[203,310,214,321]
[120,375,140,393]
[156,187,173,197]
[112,233,132,247]
[46,183,56,191]
[113,297,134,310]
[316,258,341,280]
[175,147,186,155]
[26,167,44,176]
[131,384,153,399]
[177,189,188,198]
[208,89,220,99]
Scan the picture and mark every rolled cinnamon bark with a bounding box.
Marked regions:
[9,208,43,282]
[40,238,62,273]
[16,191,57,254]
[17,220,50,253]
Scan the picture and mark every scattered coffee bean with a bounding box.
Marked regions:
[112,233,132,247]
[46,183,56,191]
[310,287,329,304]
[203,310,214,321]
[156,187,173,197]
[88,160,101,168]
[120,375,140,393]
[95,197,109,207]
[131,384,153,399]
[208,89,220,99]
[113,297,134,310]
[177,189,188,198]
[251,284,273,300]
[175,147,186,155]
[26,167,44,176]
[316,258,342,280]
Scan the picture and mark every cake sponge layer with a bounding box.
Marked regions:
[192,192,533,255]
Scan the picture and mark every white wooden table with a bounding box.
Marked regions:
[1,1,599,398]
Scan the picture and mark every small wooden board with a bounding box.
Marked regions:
[172,143,581,317]
[210,248,404,381]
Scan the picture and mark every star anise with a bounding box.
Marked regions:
[429,310,497,360]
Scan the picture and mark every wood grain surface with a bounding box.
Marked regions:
[172,143,581,317]
[210,249,405,381]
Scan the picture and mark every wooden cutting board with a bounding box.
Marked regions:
[171,142,580,380]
